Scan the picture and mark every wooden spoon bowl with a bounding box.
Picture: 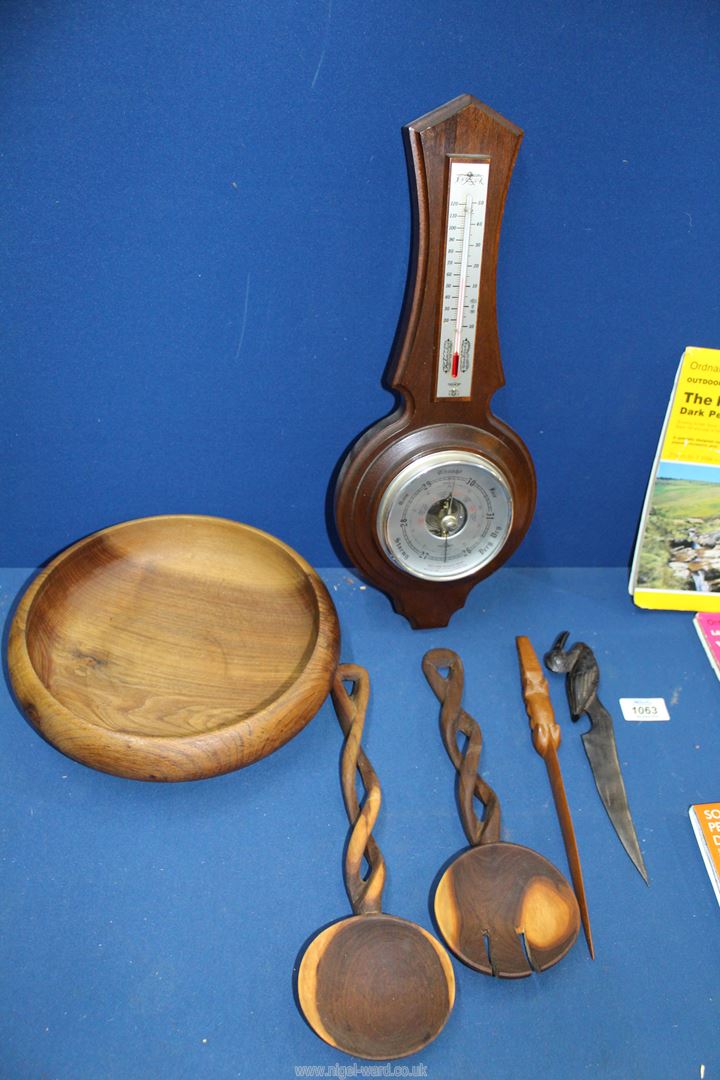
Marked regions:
[298,913,455,1060]
[8,515,340,781]
[435,842,580,977]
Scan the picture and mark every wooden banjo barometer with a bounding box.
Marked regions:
[334,95,536,629]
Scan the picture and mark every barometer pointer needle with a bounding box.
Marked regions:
[443,484,456,561]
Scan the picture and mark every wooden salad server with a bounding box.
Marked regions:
[422,648,580,977]
[297,664,455,1060]
[516,635,594,959]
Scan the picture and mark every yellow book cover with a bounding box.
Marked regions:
[630,346,720,610]
[689,803,720,906]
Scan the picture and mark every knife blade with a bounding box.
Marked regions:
[545,631,649,885]
[582,701,648,883]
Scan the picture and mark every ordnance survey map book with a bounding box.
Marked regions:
[630,346,720,611]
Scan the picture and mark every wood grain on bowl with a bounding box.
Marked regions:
[8,516,340,780]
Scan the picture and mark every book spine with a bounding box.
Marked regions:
[690,804,720,906]
[628,349,687,595]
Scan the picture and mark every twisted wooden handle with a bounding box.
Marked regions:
[422,648,500,847]
[516,636,561,758]
[330,664,386,916]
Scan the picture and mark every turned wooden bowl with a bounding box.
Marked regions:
[8,515,340,781]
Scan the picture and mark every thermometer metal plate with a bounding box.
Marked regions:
[334,95,536,628]
[436,161,490,399]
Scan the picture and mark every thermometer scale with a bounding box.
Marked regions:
[335,95,536,628]
[437,161,489,398]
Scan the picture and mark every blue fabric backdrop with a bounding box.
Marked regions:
[2,0,719,568]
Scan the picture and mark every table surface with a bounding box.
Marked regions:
[1,566,718,1080]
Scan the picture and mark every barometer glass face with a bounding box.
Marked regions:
[376,450,513,581]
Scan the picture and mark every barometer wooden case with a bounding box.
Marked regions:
[335,95,536,628]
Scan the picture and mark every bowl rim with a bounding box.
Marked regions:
[7,514,340,781]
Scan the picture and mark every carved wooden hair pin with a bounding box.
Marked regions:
[297,664,455,1060]
[422,648,580,977]
[516,635,594,959]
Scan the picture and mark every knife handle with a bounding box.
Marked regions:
[516,636,561,758]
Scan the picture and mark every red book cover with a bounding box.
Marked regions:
[694,612,720,681]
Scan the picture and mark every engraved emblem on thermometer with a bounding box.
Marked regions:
[436,161,490,399]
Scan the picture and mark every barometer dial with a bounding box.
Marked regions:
[377,451,512,581]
